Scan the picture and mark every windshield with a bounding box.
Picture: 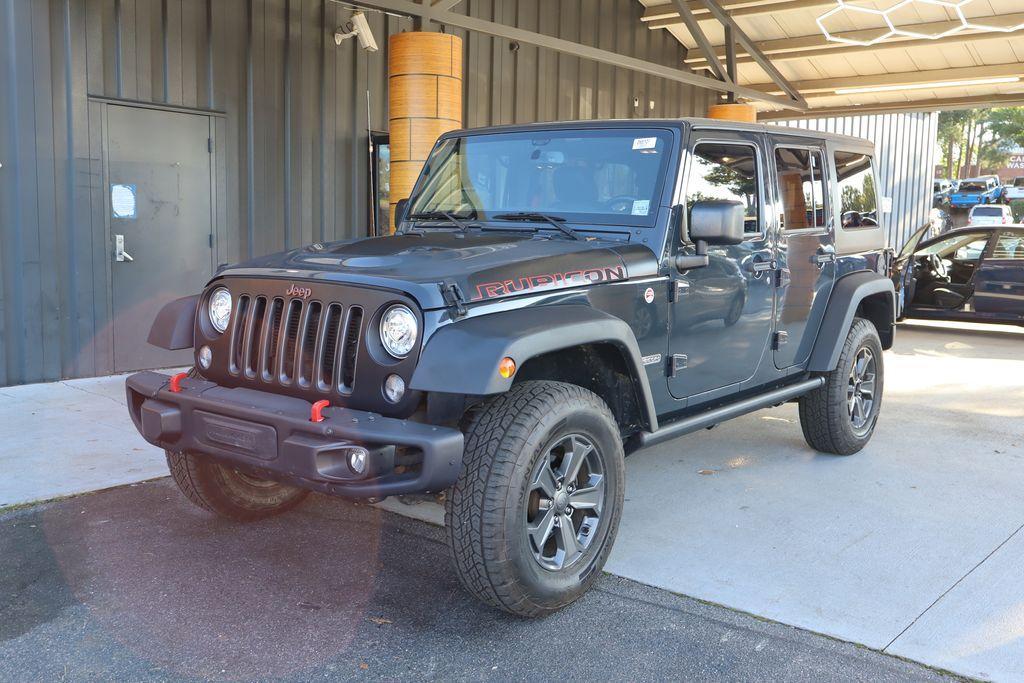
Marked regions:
[1015,178,1024,187]
[408,129,674,227]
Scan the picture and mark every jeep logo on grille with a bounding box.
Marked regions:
[285,284,312,299]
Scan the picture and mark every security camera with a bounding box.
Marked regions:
[334,12,378,52]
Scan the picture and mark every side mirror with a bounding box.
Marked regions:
[394,198,409,227]
[690,200,746,245]
[675,200,745,271]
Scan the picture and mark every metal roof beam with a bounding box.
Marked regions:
[667,0,731,84]
[693,0,807,106]
[759,92,1024,120]
[749,62,1024,96]
[681,12,1024,66]
[644,0,834,24]
[343,0,807,110]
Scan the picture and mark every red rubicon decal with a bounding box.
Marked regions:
[473,265,626,301]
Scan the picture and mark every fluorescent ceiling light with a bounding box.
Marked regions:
[836,76,1021,95]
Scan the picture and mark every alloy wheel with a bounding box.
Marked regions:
[525,434,606,571]
[847,347,877,436]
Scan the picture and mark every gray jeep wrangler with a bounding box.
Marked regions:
[127,118,895,616]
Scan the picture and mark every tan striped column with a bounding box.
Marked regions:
[388,31,463,231]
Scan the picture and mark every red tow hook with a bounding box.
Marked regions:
[311,399,330,423]
[169,372,189,393]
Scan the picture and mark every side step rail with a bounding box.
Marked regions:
[633,377,826,451]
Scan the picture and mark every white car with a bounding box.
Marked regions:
[1005,177,1024,201]
[968,203,1014,226]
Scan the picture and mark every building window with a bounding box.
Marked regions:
[686,143,761,236]
[775,147,827,230]
[834,150,878,228]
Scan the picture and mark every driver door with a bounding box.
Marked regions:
[667,131,775,402]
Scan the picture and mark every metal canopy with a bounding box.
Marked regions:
[639,0,1024,117]
[342,0,808,111]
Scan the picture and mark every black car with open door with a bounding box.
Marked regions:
[893,225,1024,326]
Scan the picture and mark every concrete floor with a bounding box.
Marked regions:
[0,482,950,682]
[1,321,1021,680]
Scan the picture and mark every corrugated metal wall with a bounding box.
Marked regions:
[0,0,712,387]
[777,113,939,250]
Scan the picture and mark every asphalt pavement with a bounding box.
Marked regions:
[0,479,956,682]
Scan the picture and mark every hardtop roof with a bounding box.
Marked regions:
[438,117,874,149]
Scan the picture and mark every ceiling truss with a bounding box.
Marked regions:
[342,0,808,110]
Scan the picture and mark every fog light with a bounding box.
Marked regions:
[383,374,406,403]
[347,447,369,476]
[198,345,212,369]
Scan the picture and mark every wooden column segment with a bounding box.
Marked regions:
[388,32,463,231]
[707,102,757,123]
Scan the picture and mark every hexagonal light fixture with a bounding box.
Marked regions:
[817,0,1024,47]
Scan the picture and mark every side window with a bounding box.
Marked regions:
[992,232,1024,259]
[685,143,760,236]
[954,237,990,261]
[775,147,828,230]
[834,150,878,228]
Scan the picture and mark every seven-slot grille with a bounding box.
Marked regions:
[228,294,363,394]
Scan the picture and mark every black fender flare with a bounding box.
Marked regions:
[409,304,659,431]
[147,294,199,350]
[807,271,895,372]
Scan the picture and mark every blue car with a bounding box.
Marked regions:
[949,177,1001,210]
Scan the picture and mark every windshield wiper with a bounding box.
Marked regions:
[491,212,581,240]
[407,210,475,232]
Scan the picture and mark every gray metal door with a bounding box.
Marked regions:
[107,104,213,372]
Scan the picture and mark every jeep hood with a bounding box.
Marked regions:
[221,230,660,310]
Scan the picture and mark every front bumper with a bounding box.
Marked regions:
[126,371,464,499]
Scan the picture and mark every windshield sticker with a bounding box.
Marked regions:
[631,200,650,216]
[472,265,626,301]
[632,137,657,150]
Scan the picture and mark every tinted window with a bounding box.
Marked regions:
[992,231,1024,259]
[1015,178,1024,188]
[835,151,877,228]
[960,182,986,192]
[972,206,1003,217]
[775,147,827,230]
[409,129,673,226]
[686,143,760,235]
[917,232,989,259]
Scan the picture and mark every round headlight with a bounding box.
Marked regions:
[379,304,418,358]
[208,287,232,333]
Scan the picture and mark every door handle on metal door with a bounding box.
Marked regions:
[746,256,777,276]
[114,234,134,262]
[813,249,836,267]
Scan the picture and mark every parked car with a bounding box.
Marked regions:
[125,119,895,616]
[933,179,952,207]
[1004,176,1024,202]
[950,177,1001,210]
[893,225,1024,326]
[968,203,1014,226]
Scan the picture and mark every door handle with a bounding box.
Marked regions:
[813,249,836,267]
[746,256,777,278]
[114,234,134,262]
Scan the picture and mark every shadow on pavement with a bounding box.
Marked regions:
[0,479,950,682]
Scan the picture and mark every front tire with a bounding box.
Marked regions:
[798,317,884,455]
[166,451,310,522]
[445,381,625,617]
